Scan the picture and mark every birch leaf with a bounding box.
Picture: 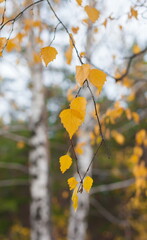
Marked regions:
[40,46,58,67]
[88,69,107,92]
[84,5,100,23]
[0,37,6,56]
[72,187,78,211]
[83,176,93,192]
[76,64,90,86]
[0,0,4,3]
[67,177,78,190]
[75,0,82,6]
[59,97,87,139]
[59,155,72,173]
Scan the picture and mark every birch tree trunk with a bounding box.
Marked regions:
[29,63,52,240]
[25,5,52,240]
[67,11,95,240]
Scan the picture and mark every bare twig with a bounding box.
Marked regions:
[90,178,135,194]
[0,179,28,187]
[0,129,29,144]
[91,198,128,227]
[0,162,28,173]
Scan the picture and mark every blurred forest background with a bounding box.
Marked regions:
[0,0,147,240]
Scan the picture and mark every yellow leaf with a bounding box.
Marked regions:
[0,37,6,56]
[75,0,82,6]
[59,155,72,173]
[133,146,143,157]
[59,97,87,139]
[75,142,85,155]
[76,64,90,86]
[111,130,125,145]
[40,46,58,67]
[6,38,18,52]
[130,7,138,19]
[133,44,141,54]
[72,27,79,34]
[72,187,78,211]
[17,141,25,149]
[0,0,4,3]
[65,34,74,65]
[88,69,107,92]
[84,5,100,23]
[132,112,140,124]
[67,177,78,190]
[136,129,146,145]
[83,176,93,193]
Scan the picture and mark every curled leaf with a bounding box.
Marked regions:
[72,187,78,211]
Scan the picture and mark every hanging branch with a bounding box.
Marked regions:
[0,0,7,26]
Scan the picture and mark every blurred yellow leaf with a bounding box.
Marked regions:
[72,187,78,211]
[0,37,6,56]
[0,0,4,3]
[75,0,82,6]
[75,142,85,155]
[83,176,93,193]
[136,129,146,145]
[67,177,78,190]
[88,69,107,92]
[59,97,87,138]
[40,46,58,67]
[134,146,143,157]
[130,7,138,19]
[72,27,79,34]
[65,34,74,65]
[76,64,90,86]
[133,44,141,54]
[59,155,72,173]
[84,5,100,23]
[111,130,125,145]
[17,141,25,149]
[132,112,140,124]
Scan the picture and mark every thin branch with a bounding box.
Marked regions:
[86,80,111,159]
[90,178,135,194]
[0,0,7,26]
[0,129,29,144]
[0,162,28,173]
[46,0,83,65]
[91,198,128,227]
[0,179,28,187]
[0,0,44,30]
[70,139,82,181]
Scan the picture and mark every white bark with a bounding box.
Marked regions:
[29,64,52,240]
[67,100,94,240]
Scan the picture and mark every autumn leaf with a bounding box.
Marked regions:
[136,129,146,145]
[76,64,90,86]
[133,44,141,54]
[88,69,107,92]
[83,176,93,193]
[0,37,6,56]
[111,130,125,145]
[65,34,74,65]
[67,177,78,190]
[59,155,72,173]
[0,0,4,3]
[84,5,100,23]
[72,187,78,211]
[75,0,82,6]
[59,97,87,139]
[72,27,79,34]
[130,7,138,19]
[40,46,58,67]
